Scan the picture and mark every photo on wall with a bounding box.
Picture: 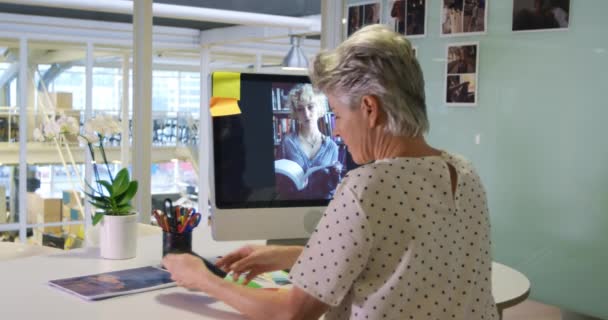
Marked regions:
[445,43,479,106]
[512,0,570,32]
[346,1,381,37]
[389,0,427,37]
[441,0,487,36]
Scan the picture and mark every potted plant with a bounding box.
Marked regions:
[34,114,139,259]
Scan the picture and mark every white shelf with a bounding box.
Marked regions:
[0,143,193,165]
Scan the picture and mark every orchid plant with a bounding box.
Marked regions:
[34,114,138,226]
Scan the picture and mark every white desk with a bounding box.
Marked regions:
[492,261,531,317]
[0,225,529,319]
[0,241,63,261]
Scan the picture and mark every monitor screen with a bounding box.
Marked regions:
[210,73,358,241]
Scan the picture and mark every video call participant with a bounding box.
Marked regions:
[277,84,341,200]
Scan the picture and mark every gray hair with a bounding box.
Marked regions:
[310,24,428,137]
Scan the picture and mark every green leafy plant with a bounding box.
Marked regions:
[80,115,138,225]
[34,114,138,226]
[85,167,138,225]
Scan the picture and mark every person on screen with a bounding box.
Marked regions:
[277,83,341,200]
[163,24,497,320]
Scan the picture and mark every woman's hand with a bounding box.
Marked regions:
[327,161,343,187]
[216,245,302,284]
[330,161,343,177]
[162,253,212,291]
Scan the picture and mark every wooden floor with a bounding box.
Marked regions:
[503,300,562,320]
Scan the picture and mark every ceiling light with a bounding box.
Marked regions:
[281,35,309,71]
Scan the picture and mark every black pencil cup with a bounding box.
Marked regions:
[162,231,192,257]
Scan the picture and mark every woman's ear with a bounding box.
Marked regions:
[361,95,383,128]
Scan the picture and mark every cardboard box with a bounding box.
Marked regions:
[27,192,62,234]
[40,92,73,110]
[61,190,84,238]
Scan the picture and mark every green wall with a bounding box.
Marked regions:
[347,0,608,317]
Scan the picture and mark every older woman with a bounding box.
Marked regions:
[163,24,497,320]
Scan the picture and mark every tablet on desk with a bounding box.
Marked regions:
[48,266,176,301]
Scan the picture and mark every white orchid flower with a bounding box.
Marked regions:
[102,116,121,136]
[32,128,45,142]
[81,122,100,144]
[108,118,122,135]
[43,120,60,138]
[56,115,80,136]
[85,115,122,138]
[66,116,80,134]
[83,121,95,136]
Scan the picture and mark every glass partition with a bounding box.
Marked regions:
[0,37,19,241]
[1,37,204,246]
[149,58,200,214]
[26,40,87,246]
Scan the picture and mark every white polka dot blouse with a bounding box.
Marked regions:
[289,152,498,320]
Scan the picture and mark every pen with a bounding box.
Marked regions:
[164,199,177,233]
[178,211,201,233]
[152,209,165,231]
[162,214,170,232]
[178,213,192,233]
[186,213,201,233]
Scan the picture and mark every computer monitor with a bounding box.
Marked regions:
[209,73,358,241]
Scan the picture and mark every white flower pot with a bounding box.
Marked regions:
[99,213,138,260]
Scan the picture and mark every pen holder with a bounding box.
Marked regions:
[162,231,192,257]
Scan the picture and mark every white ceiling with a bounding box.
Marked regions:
[0,0,323,71]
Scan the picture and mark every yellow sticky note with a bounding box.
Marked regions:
[210,97,241,117]
[212,72,241,100]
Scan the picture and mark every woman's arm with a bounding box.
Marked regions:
[163,253,328,320]
[204,275,328,320]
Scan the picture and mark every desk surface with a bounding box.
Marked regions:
[0,225,529,319]
[0,241,63,261]
[492,261,531,310]
[0,226,254,319]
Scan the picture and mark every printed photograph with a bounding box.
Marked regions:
[445,43,479,106]
[347,2,381,37]
[390,0,426,37]
[442,0,487,36]
[447,44,477,74]
[463,0,486,32]
[446,74,477,104]
[512,0,570,31]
